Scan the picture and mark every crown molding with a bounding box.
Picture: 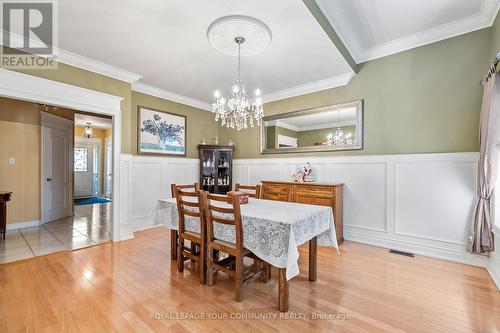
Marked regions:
[132,82,212,111]
[318,0,500,64]
[1,30,142,83]
[56,49,142,83]
[262,72,355,103]
[357,0,500,63]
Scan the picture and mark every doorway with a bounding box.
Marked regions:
[74,113,113,206]
[0,69,126,250]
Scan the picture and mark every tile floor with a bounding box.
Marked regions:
[0,202,111,264]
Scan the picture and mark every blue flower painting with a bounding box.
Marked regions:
[138,107,186,156]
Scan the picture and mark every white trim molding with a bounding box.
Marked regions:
[132,82,212,111]
[263,72,355,103]
[0,69,132,242]
[487,233,500,289]
[6,220,42,231]
[1,31,142,83]
[317,0,500,63]
[233,152,487,268]
[126,155,199,232]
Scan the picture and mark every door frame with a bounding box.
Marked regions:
[41,112,74,223]
[0,69,132,241]
[74,137,103,198]
[103,136,113,197]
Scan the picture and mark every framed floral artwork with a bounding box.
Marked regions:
[137,106,186,156]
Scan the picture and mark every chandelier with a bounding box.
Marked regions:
[83,122,94,138]
[212,37,264,131]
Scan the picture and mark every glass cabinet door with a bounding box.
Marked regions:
[200,149,216,192]
[215,149,232,194]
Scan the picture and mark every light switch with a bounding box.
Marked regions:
[8,157,15,165]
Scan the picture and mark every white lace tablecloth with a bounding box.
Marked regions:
[154,197,338,280]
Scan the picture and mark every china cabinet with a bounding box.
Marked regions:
[198,145,234,194]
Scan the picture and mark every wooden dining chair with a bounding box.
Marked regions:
[175,188,206,284]
[234,183,261,198]
[170,183,199,260]
[203,192,269,302]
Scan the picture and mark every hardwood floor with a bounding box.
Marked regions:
[0,227,498,332]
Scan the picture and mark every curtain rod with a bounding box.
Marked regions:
[481,52,500,86]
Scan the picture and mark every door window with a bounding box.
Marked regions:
[74,147,88,172]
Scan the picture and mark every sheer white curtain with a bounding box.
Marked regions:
[467,66,500,254]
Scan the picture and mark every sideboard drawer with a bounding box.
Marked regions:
[261,183,292,202]
[295,185,334,198]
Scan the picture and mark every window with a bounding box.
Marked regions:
[74,147,88,172]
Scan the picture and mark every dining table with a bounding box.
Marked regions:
[154,196,338,312]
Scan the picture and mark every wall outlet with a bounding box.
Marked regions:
[8,157,15,165]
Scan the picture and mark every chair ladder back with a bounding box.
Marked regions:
[234,183,261,198]
[171,183,199,198]
[205,193,243,250]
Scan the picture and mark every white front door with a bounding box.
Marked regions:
[74,143,94,197]
[104,137,113,197]
[43,124,71,223]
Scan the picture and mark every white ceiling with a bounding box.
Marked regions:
[58,0,353,109]
[317,0,500,63]
[75,114,112,130]
[268,107,356,131]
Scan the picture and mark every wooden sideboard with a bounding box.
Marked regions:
[261,181,344,243]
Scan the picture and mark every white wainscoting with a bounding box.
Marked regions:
[233,152,488,267]
[127,155,199,232]
[488,233,500,288]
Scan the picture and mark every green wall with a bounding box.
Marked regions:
[8,54,220,156]
[6,25,493,159]
[221,28,490,159]
[131,91,220,158]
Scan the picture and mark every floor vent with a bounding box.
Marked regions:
[389,249,415,257]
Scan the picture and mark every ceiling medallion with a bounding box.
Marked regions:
[207,16,271,131]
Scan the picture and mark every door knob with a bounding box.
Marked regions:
[46,178,52,181]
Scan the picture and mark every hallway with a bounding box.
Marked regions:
[0,203,111,264]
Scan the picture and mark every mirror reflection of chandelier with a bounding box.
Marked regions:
[83,122,94,138]
[212,37,263,130]
[326,111,353,145]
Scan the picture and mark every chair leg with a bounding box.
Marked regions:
[177,237,184,272]
[235,256,243,302]
[190,242,196,264]
[258,261,266,282]
[170,230,178,260]
[207,247,214,287]
[267,263,272,280]
[199,242,206,284]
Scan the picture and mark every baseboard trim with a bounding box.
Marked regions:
[6,220,42,230]
[487,263,500,289]
[131,216,159,232]
[344,231,488,268]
